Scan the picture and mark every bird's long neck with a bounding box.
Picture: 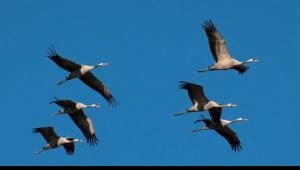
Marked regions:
[222,118,247,126]
[232,118,248,124]
[76,103,99,110]
[76,103,87,110]
[204,101,218,110]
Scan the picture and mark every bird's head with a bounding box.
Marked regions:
[228,103,238,107]
[89,104,100,108]
[95,62,109,68]
[247,58,259,63]
[236,117,249,121]
[72,138,84,143]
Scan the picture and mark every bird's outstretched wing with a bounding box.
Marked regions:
[208,107,222,124]
[48,48,81,72]
[80,72,118,107]
[215,126,242,152]
[202,20,232,62]
[63,139,75,155]
[231,64,249,74]
[69,110,99,146]
[33,127,59,143]
[179,81,209,107]
[50,98,77,108]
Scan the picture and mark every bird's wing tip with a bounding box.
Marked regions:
[108,96,119,107]
[87,134,99,146]
[32,128,39,133]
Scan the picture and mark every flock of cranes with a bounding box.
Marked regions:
[175,20,258,151]
[34,48,118,155]
[33,19,258,155]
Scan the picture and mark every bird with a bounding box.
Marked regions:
[192,115,247,152]
[50,98,99,146]
[194,115,248,127]
[174,81,237,124]
[198,20,258,74]
[48,47,118,107]
[33,126,83,155]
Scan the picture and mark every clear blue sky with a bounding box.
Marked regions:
[0,0,299,166]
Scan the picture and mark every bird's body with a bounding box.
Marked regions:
[194,116,248,127]
[64,65,102,83]
[51,98,99,146]
[48,48,118,107]
[193,116,247,152]
[198,20,258,74]
[33,126,82,155]
[53,101,99,115]
[175,81,237,124]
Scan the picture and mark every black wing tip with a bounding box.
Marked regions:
[233,65,249,74]
[87,134,99,146]
[33,128,39,133]
[232,142,243,152]
[179,81,190,89]
[107,95,119,107]
[47,47,59,58]
[202,19,217,31]
[179,81,202,89]
[240,66,250,74]
[66,151,74,155]
[66,149,74,155]
[179,81,189,84]
[65,146,75,155]
[33,127,51,133]
[49,97,61,104]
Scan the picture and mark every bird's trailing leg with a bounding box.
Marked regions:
[174,111,187,116]
[175,106,198,116]
[197,65,215,73]
[174,110,194,117]
[57,79,68,85]
[35,146,49,155]
[53,109,65,116]
[197,68,210,73]
[57,74,73,85]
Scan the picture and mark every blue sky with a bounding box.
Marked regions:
[0,0,299,166]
